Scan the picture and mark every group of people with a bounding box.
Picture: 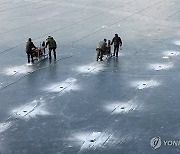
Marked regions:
[25,36,57,63]
[96,34,122,61]
[26,33,122,63]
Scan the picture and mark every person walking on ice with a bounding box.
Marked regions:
[96,39,107,61]
[111,34,122,57]
[25,38,37,63]
[46,36,57,59]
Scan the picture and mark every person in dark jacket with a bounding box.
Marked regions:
[26,38,36,63]
[46,36,57,59]
[111,34,122,57]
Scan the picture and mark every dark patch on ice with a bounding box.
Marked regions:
[90,139,96,142]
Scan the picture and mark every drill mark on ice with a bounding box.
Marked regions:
[43,78,79,93]
[11,99,51,119]
[76,63,105,74]
[148,63,173,71]
[105,100,141,114]
[1,65,33,76]
[132,80,160,90]
[163,51,180,57]
[70,131,116,151]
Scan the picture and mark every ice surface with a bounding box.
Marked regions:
[148,63,173,71]
[43,78,80,93]
[105,100,142,114]
[71,131,116,151]
[0,0,180,153]
[131,80,160,90]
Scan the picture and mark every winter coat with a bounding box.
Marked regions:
[46,37,57,49]
[96,41,106,51]
[111,36,122,46]
[26,41,36,53]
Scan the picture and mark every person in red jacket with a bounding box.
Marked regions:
[111,34,122,57]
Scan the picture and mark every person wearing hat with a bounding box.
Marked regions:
[96,39,107,61]
[111,34,122,57]
[25,38,37,63]
[46,36,57,59]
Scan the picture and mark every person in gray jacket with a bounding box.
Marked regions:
[111,34,122,57]
[26,38,36,63]
[96,39,107,61]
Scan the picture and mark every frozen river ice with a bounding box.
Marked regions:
[0,0,180,153]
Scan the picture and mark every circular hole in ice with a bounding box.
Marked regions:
[90,139,96,142]
[60,87,63,88]
[171,53,174,54]
[121,107,125,109]
[23,110,27,112]
[143,83,146,85]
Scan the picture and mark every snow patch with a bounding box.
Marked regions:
[11,99,51,119]
[162,56,169,59]
[0,122,12,133]
[105,100,141,114]
[148,63,173,71]
[1,65,32,76]
[173,40,180,46]
[44,78,79,93]
[132,80,160,89]
[70,131,116,151]
[163,51,180,57]
[76,63,105,74]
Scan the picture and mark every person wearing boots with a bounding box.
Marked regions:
[26,38,36,63]
[46,36,57,59]
[111,34,122,57]
[96,39,107,61]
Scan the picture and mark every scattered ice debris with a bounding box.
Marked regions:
[163,51,180,57]
[162,56,169,59]
[11,99,51,119]
[70,131,116,151]
[43,78,79,93]
[102,25,107,28]
[0,122,12,133]
[1,65,33,76]
[148,63,173,71]
[76,63,105,74]
[132,80,160,89]
[173,40,180,46]
[105,100,141,114]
